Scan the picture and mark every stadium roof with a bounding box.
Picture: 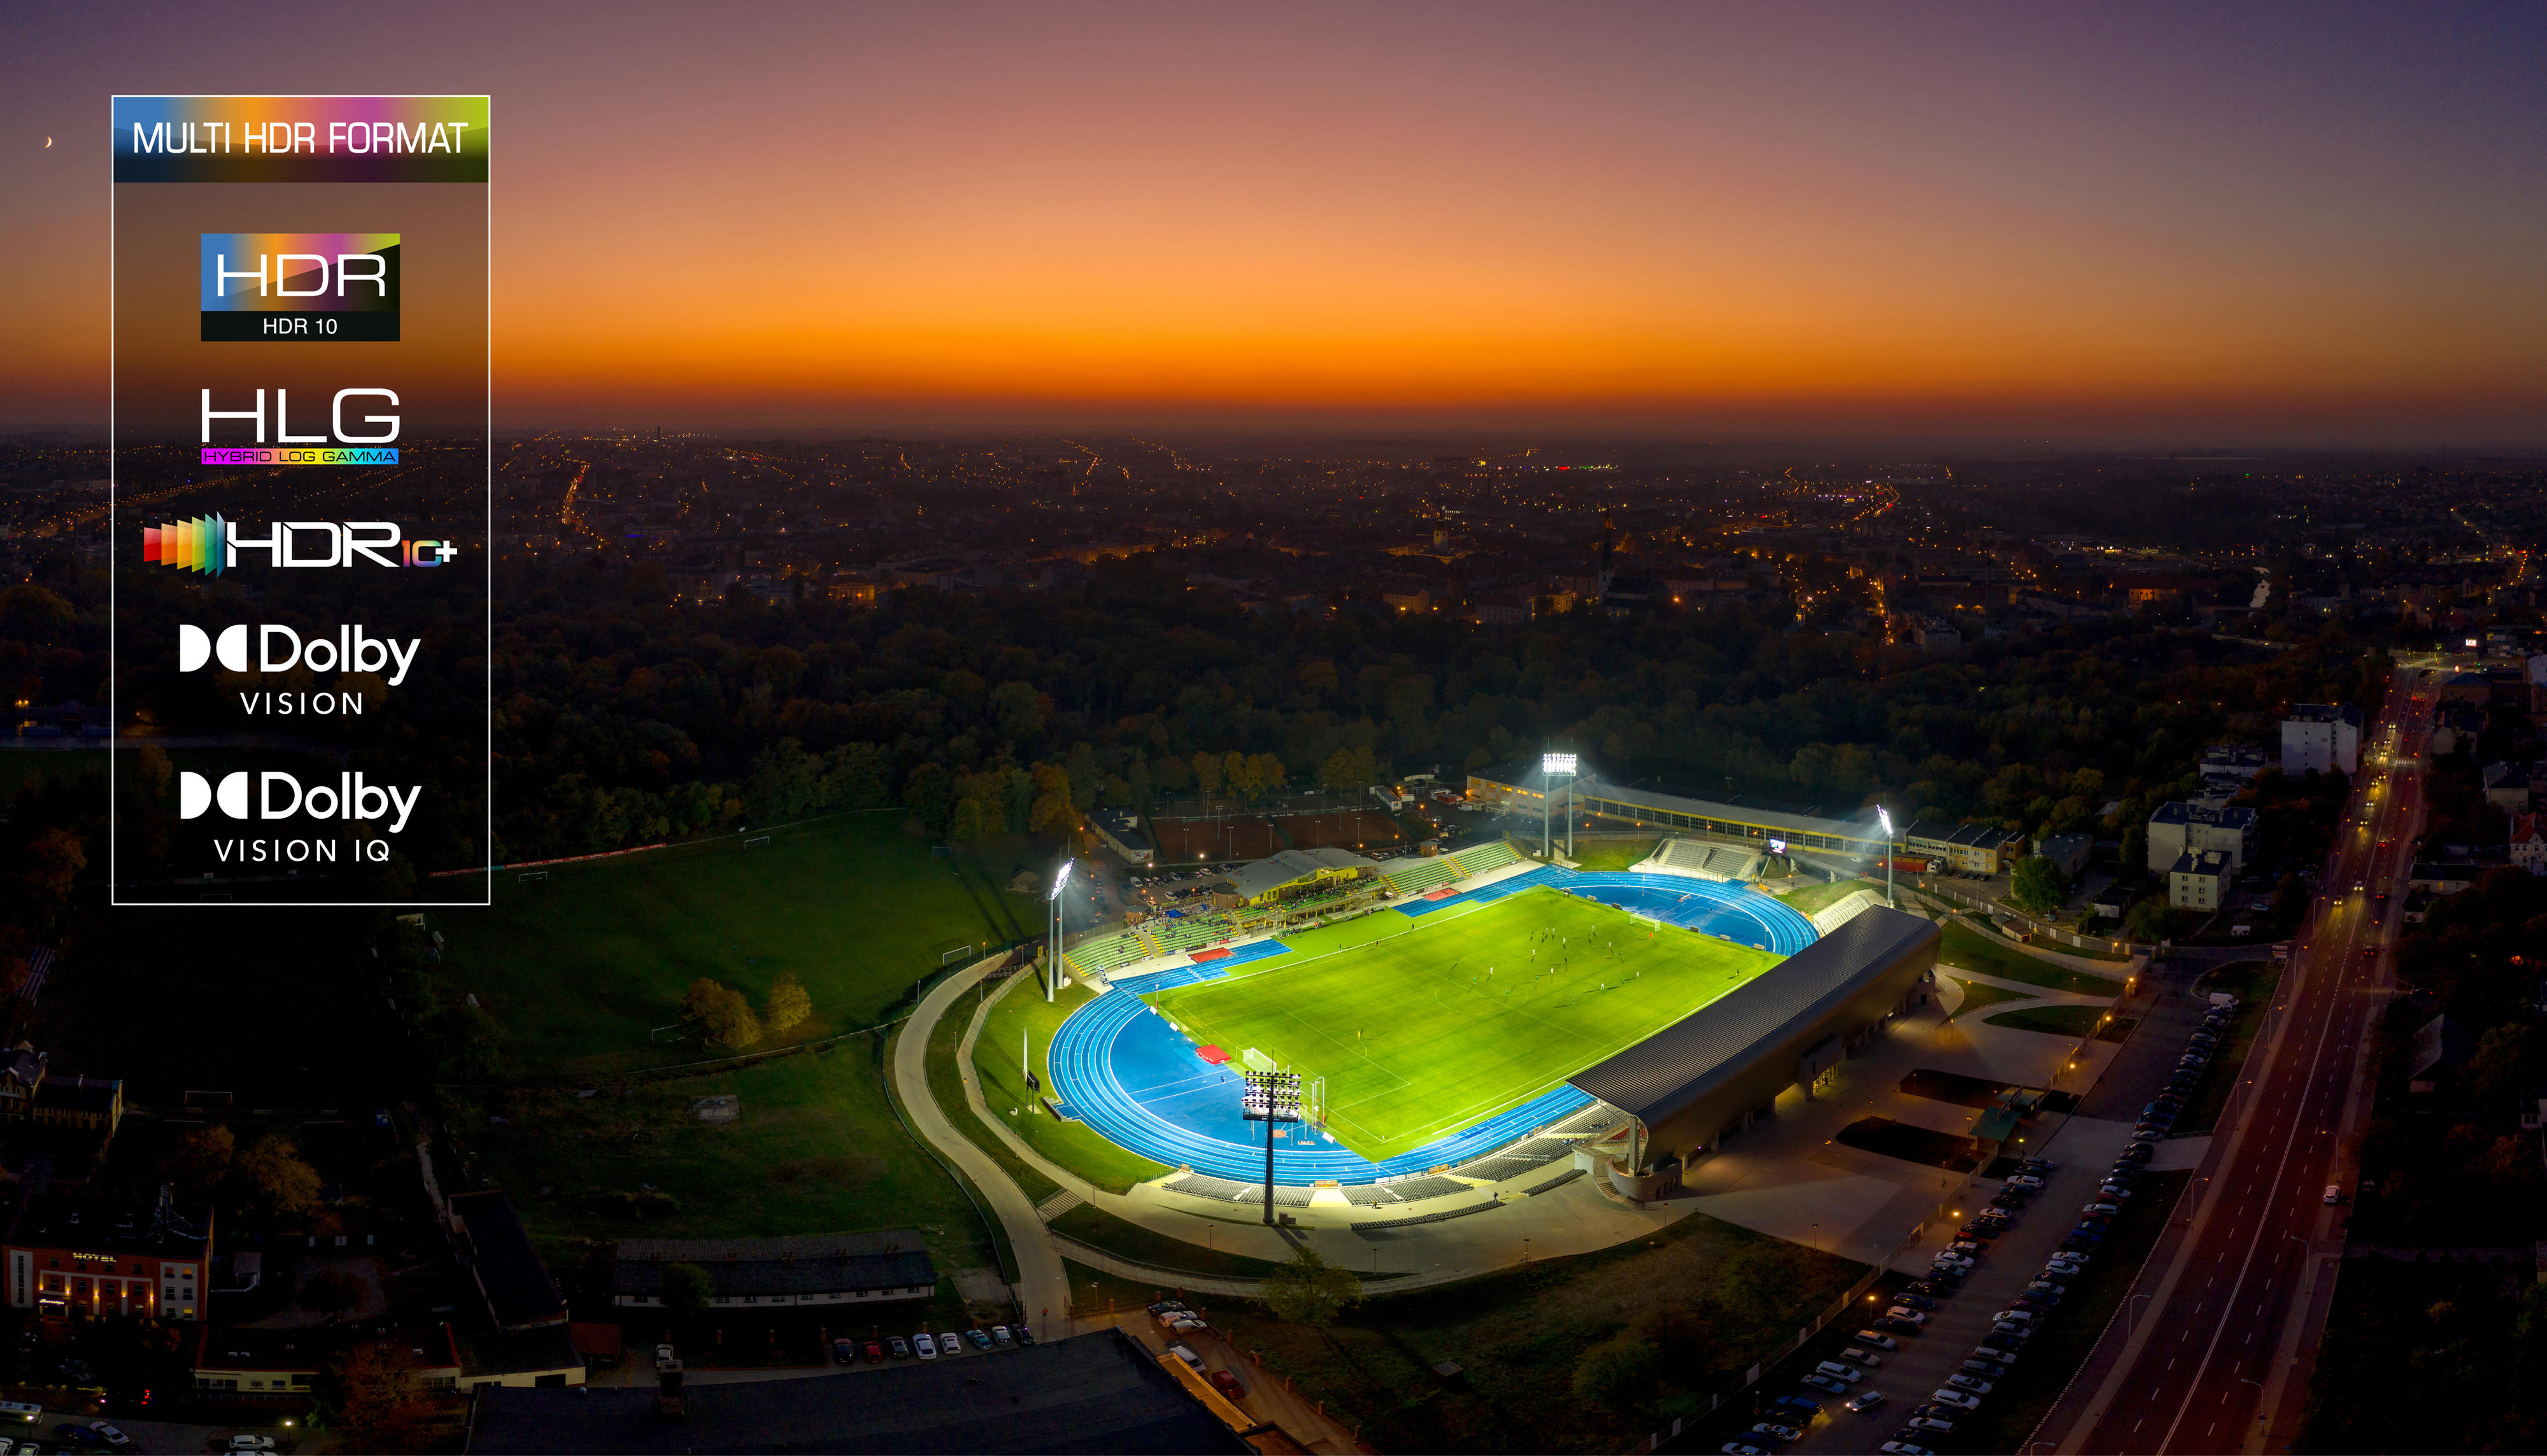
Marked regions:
[1582,777,1875,844]
[464,1327,1250,1455]
[1219,847,1375,901]
[1564,907,1940,1126]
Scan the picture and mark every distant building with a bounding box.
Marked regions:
[2167,849,2233,911]
[6,1190,211,1321]
[1472,590,1535,625]
[2409,1014,2477,1096]
[2486,761,2532,814]
[2146,802,2258,875]
[1904,819,2028,877]
[612,1231,938,1312]
[2513,813,2547,875]
[2034,833,2093,882]
[1087,808,1154,866]
[2199,743,2273,782]
[2280,705,2359,777]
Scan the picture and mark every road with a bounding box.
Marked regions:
[2064,666,2434,1454]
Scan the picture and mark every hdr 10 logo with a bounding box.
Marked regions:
[201,233,399,342]
[141,515,457,576]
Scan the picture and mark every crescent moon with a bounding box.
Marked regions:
[44,137,53,148]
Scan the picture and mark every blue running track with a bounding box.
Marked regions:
[1049,866,1813,1183]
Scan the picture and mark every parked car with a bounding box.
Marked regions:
[1210,1368,1247,1400]
[1014,1324,1037,1346]
[914,1333,937,1359]
[1991,1320,2030,1338]
[1928,1389,1982,1411]
[864,1340,885,1362]
[940,1331,965,1355]
[888,1335,911,1359]
[1992,1309,2036,1326]
[1945,1240,1983,1255]
[1975,1343,2022,1364]
[1961,1359,2010,1378]
[83,1429,125,1453]
[1801,1374,1850,1396]
[1840,1346,1884,1368]
[2017,1158,2056,1173]
[1813,1362,1865,1385]
[1945,1375,1994,1395]
[1873,1317,1925,1336]
[1852,1331,1900,1350]
[1167,1345,1205,1373]
[992,1325,1014,1347]
[228,1441,280,1454]
[1893,1293,1939,1311]
[2027,1280,2068,1296]
[1751,1421,1803,1443]
[1721,1444,1770,1456]
[1771,1396,1822,1419]
[1844,1390,1886,1414]
[2006,1175,2045,1190]
[1882,1308,1929,1325]
[834,1338,857,1364]
[1878,1443,1934,1456]
[1903,1413,1955,1432]
[1906,1281,1954,1299]
[2324,1185,2345,1205]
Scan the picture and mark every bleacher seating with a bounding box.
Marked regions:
[1379,857,1459,896]
[1373,1175,1472,1201]
[1646,838,1767,882]
[1162,1173,1257,1201]
[1448,840,1520,875]
[1342,1184,1401,1206]
[1809,888,1884,936]
[1066,933,1153,974]
[1351,1199,1502,1230]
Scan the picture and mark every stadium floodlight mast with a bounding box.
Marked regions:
[1044,858,1074,1001]
[1242,1069,1303,1226]
[1877,805,1896,908]
[1541,751,1578,861]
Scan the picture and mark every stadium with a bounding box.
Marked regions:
[1046,834,1940,1208]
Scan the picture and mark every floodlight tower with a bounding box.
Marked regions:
[1541,752,1577,861]
[1242,1069,1303,1225]
[1877,805,1896,908]
[1044,858,1074,1002]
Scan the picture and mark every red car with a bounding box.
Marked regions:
[864,1340,885,1363]
[1209,1368,1247,1401]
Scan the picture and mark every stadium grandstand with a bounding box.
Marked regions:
[1217,846,1376,905]
[1567,905,1939,1198]
[1639,837,1766,882]
[1467,760,1892,861]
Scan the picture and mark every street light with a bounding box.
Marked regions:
[1242,1069,1303,1226]
[1044,858,1074,1002]
[1877,805,1896,908]
[1542,752,1577,861]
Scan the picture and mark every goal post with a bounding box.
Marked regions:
[939,943,977,968]
[1242,1047,1278,1073]
[1629,914,1661,933]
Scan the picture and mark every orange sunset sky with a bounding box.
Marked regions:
[6,1,2545,443]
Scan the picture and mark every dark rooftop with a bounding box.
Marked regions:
[451,1191,566,1330]
[464,1327,1249,1454]
[9,1192,210,1259]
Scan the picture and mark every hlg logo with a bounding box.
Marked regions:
[142,515,457,576]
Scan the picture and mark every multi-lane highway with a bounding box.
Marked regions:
[2064,664,2437,1455]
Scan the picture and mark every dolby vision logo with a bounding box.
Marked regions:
[178,623,250,672]
[178,770,422,833]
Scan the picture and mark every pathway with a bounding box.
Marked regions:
[888,958,1077,1341]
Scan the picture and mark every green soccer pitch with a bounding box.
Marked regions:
[1139,886,1784,1161]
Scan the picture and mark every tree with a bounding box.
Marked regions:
[327,1339,434,1453]
[2464,1024,2531,1113]
[1261,1245,1361,1330]
[2009,856,2068,915]
[236,1134,323,1220]
[681,977,762,1048]
[662,1261,715,1319]
[1317,747,1365,793]
[15,828,85,929]
[764,972,811,1036]
[162,1125,236,1192]
[1193,752,1222,798]
[1243,753,1287,802]
[419,1002,504,1080]
[2125,896,2173,944]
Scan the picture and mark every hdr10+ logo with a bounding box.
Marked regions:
[142,516,456,576]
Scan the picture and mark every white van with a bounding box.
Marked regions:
[1813,1361,1864,1384]
[0,1403,38,1423]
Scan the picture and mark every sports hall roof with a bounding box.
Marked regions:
[1564,906,1940,1126]
[1219,846,1375,900]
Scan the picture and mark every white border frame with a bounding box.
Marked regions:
[110,94,494,908]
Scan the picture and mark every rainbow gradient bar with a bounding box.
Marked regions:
[199,448,399,466]
[142,514,229,576]
[114,96,487,183]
